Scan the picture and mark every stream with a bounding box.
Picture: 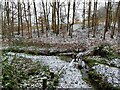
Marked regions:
[6,52,93,89]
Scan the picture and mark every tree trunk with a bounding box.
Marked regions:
[69,0,75,37]
[93,0,97,38]
[117,1,120,49]
[18,0,20,35]
[28,0,32,38]
[52,0,56,33]
[42,0,47,36]
[88,0,91,38]
[111,1,119,38]
[33,0,39,37]
[56,0,59,35]
[82,0,85,29]
[67,0,70,32]
[11,1,14,37]
[103,1,110,40]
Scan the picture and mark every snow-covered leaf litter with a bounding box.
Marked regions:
[92,64,120,87]
[6,52,92,88]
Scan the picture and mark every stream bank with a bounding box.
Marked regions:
[2,44,120,89]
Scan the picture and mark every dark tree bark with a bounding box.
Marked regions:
[93,0,97,38]
[117,1,120,48]
[28,1,32,38]
[103,1,110,40]
[18,0,20,35]
[111,1,120,38]
[88,0,91,38]
[69,0,76,38]
[11,1,14,37]
[56,0,60,35]
[42,0,48,36]
[52,0,56,33]
[82,0,85,29]
[33,0,39,37]
[67,0,70,32]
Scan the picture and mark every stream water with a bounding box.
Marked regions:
[6,52,93,89]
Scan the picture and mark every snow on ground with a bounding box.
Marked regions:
[28,24,118,49]
[92,64,120,87]
[110,58,120,68]
[7,52,92,88]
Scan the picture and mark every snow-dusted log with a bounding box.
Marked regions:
[76,47,95,59]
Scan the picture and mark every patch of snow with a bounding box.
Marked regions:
[92,64,120,87]
[7,52,92,88]
[110,58,120,68]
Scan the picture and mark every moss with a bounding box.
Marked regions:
[93,45,120,60]
[53,75,59,86]
[2,53,59,89]
[83,56,98,67]
[59,55,70,61]
[88,69,120,90]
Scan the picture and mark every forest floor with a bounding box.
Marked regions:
[3,24,119,53]
[1,24,120,89]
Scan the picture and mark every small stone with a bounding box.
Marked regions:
[75,81,78,84]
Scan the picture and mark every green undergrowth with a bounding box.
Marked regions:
[93,44,120,60]
[82,44,120,90]
[59,55,71,62]
[83,44,120,68]
[1,52,59,90]
[88,70,120,90]
[12,38,53,49]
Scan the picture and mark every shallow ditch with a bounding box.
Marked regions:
[2,44,120,89]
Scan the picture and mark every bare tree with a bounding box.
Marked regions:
[28,0,32,38]
[88,0,91,37]
[111,1,119,38]
[117,1,120,49]
[68,0,76,37]
[11,1,15,37]
[82,0,85,29]
[103,1,110,40]
[108,0,112,29]
[56,0,60,35]
[52,0,56,33]
[33,0,39,37]
[93,0,98,37]
[42,0,48,36]
[18,0,20,35]
[67,0,70,32]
